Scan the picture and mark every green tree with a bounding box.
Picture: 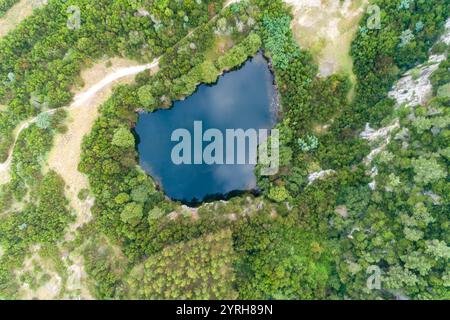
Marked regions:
[131,185,150,203]
[411,156,446,185]
[199,60,219,84]
[35,113,51,129]
[112,127,135,148]
[138,85,157,109]
[120,202,143,227]
[148,207,164,222]
[268,186,289,202]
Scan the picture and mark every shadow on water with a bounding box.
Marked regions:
[179,189,262,208]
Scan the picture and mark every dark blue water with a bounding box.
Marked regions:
[135,52,276,203]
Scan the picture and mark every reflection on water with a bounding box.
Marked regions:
[135,52,276,204]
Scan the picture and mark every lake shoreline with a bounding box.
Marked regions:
[135,51,279,205]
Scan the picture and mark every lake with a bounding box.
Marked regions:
[135,52,277,204]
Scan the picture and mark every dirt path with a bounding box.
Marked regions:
[0,0,241,185]
[0,59,158,186]
[0,0,38,37]
[0,0,44,184]
[47,58,159,240]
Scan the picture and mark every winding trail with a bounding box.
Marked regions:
[0,59,159,182]
[0,0,241,182]
[2,0,238,300]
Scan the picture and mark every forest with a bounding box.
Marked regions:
[0,0,448,300]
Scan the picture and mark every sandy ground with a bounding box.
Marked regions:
[16,246,62,300]
[284,0,367,78]
[0,59,158,186]
[61,247,93,300]
[0,166,8,184]
[47,57,159,241]
[0,0,38,38]
[16,245,93,300]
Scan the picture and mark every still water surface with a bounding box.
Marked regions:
[135,52,276,203]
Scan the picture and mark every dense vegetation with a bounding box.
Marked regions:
[234,214,332,299]
[334,95,449,299]
[127,229,237,299]
[327,0,449,299]
[0,108,72,298]
[0,0,448,300]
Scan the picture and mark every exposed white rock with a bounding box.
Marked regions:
[439,19,450,45]
[360,121,400,142]
[285,201,293,211]
[361,121,400,164]
[135,8,150,17]
[347,227,361,240]
[370,166,378,176]
[388,61,443,107]
[362,18,450,176]
[423,191,442,205]
[394,127,410,141]
[308,169,336,184]
[368,166,378,190]
[365,141,386,164]
[256,201,264,210]
[388,18,450,107]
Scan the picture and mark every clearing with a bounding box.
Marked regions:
[284,0,368,81]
